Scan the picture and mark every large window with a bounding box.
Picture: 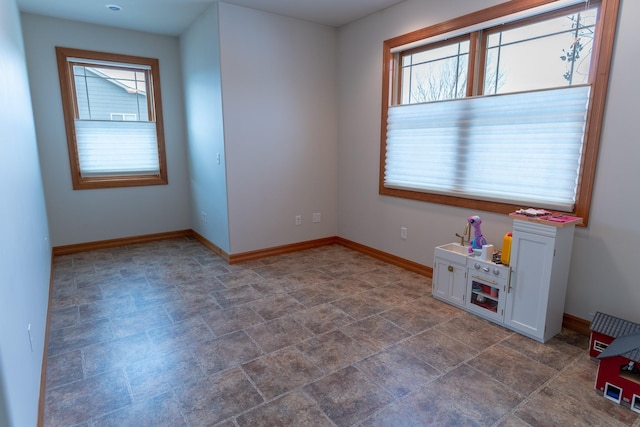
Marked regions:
[56,47,168,189]
[380,0,619,224]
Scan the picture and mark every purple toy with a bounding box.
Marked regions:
[468,215,487,252]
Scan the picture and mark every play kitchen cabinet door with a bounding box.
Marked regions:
[504,220,575,342]
[433,254,467,308]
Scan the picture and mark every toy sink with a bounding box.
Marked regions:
[436,243,472,264]
[437,242,472,256]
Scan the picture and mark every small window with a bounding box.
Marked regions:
[110,113,138,121]
[604,383,622,404]
[400,37,470,104]
[56,47,168,189]
[632,395,640,414]
[593,340,609,352]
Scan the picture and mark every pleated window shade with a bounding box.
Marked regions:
[75,120,160,177]
[385,85,590,211]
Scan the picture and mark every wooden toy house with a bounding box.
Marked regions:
[590,312,640,412]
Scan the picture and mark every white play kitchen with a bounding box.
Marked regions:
[432,211,582,343]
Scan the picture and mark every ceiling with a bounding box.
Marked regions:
[17,0,407,35]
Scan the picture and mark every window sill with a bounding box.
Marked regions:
[72,174,168,190]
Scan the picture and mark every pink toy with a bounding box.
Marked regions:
[468,215,487,252]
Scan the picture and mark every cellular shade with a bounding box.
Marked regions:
[75,120,160,177]
[385,85,590,211]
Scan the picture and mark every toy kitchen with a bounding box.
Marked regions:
[432,210,582,343]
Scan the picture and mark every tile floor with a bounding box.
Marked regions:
[44,238,640,426]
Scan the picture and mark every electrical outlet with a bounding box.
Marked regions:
[401,227,407,240]
[295,215,302,226]
[201,211,207,224]
[312,212,321,223]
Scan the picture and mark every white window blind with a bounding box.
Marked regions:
[385,85,590,211]
[75,120,160,177]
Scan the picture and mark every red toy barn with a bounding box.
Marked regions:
[589,312,640,360]
[590,312,640,412]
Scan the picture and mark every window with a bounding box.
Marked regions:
[380,0,620,224]
[593,340,609,352]
[604,382,622,404]
[110,113,138,121]
[56,47,168,189]
[401,37,470,103]
[632,395,640,414]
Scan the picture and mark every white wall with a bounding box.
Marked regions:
[180,3,231,253]
[20,14,191,247]
[337,0,640,322]
[218,3,338,254]
[0,0,52,424]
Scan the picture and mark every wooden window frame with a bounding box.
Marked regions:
[56,47,168,190]
[379,0,620,226]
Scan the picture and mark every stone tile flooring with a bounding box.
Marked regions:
[43,238,640,426]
